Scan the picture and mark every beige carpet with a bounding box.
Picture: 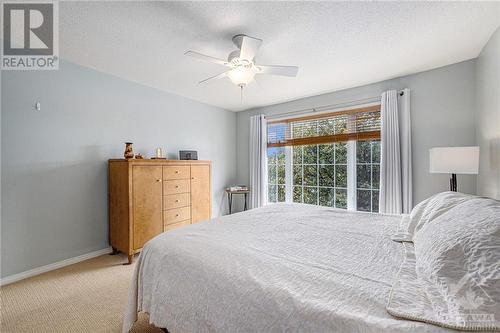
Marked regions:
[0,254,163,333]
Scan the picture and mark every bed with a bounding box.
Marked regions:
[123,194,499,333]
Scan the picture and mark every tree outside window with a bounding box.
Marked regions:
[267,147,286,203]
[266,106,381,212]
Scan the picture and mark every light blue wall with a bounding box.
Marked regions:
[476,27,500,200]
[1,60,237,278]
[236,60,478,211]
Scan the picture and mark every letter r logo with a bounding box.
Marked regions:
[3,3,54,56]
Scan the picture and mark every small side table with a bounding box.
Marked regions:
[226,189,249,214]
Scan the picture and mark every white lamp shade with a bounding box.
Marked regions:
[429,146,479,174]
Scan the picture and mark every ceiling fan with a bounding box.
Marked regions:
[185,34,299,91]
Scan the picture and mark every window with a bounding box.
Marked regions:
[356,140,380,212]
[292,143,348,208]
[267,105,381,213]
[267,147,286,203]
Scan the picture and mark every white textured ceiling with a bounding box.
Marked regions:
[59,1,500,111]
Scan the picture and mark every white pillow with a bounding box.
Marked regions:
[407,191,471,238]
[412,196,500,330]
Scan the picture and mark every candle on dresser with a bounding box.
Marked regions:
[156,148,162,158]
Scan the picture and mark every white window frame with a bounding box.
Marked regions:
[346,140,357,211]
[284,146,293,203]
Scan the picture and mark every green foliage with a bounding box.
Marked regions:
[318,144,334,164]
[303,166,317,186]
[372,141,381,163]
[292,123,302,139]
[293,165,302,185]
[372,165,380,189]
[335,189,347,209]
[293,186,302,202]
[293,143,350,209]
[268,165,277,184]
[355,140,381,212]
[335,118,348,134]
[268,147,286,203]
[268,140,380,212]
[303,187,317,205]
[303,145,317,164]
[335,165,347,187]
[357,165,371,189]
[319,188,334,206]
[268,185,277,202]
[357,189,371,212]
[372,190,379,212]
[293,146,302,164]
[302,123,317,138]
[318,119,335,136]
[335,143,347,163]
[278,185,285,202]
[319,165,334,187]
[277,165,285,184]
[357,141,371,163]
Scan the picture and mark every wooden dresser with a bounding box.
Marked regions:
[108,159,211,264]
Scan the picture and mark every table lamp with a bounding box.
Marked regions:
[429,146,479,191]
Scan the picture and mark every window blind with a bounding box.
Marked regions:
[267,105,381,148]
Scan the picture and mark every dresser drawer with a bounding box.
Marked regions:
[163,165,190,180]
[163,193,190,210]
[164,220,191,232]
[163,206,191,225]
[163,179,190,195]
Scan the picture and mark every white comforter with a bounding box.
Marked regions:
[123,203,454,333]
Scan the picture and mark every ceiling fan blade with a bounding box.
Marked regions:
[199,71,229,84]
[185,51,229,66]
[237,35,263,61]
[257,65,299,77]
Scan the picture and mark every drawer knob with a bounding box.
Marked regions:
[156,179,162,182]
[175,185,179,188]
[175,170,179,174]
[176,200,180,202]
[176,214,180,217]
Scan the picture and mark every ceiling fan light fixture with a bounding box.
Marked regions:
[226,66,255,86]
[185,34,298,90]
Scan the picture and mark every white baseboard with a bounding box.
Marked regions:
[0,247,112,286]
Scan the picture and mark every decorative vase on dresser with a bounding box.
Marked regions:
[108,159,211,264]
